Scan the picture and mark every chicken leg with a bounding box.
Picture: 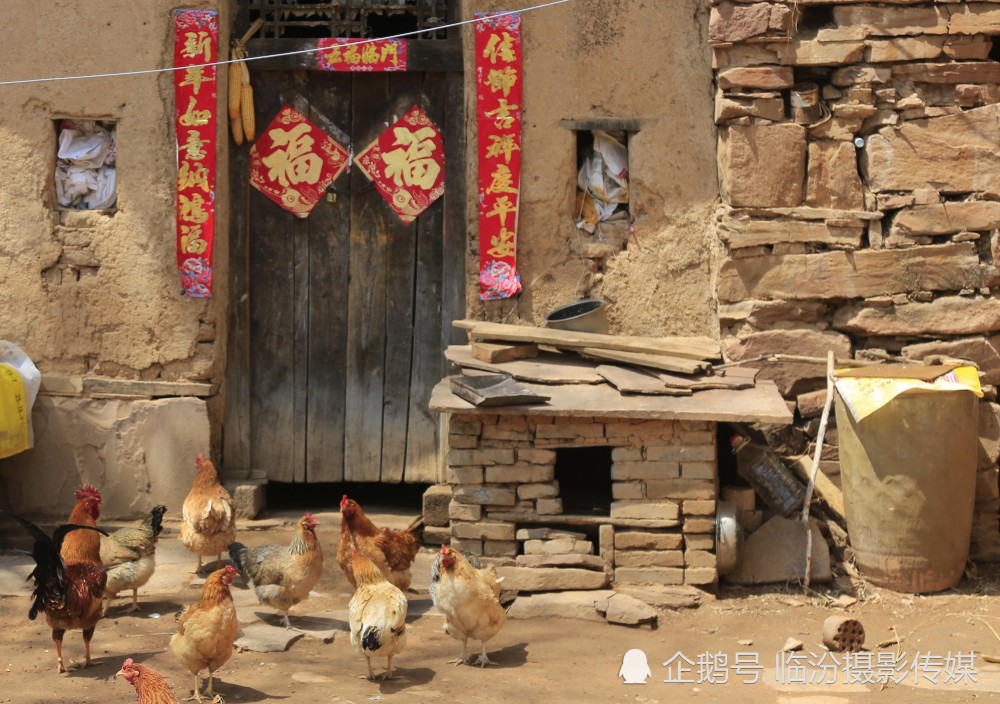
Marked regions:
[82,626,96,667]
[52,628,66,673]
[183,674,202,702]
[363,654,375,680]
[384,654,396,681]
[447,637,470,666]
[475,641,497,668]
[128,588,141,613]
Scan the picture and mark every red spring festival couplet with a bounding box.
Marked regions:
[475,11,523,300]
[174,9,218,298]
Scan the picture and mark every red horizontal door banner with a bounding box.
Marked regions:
[317,38,408,72]
[174,9,218,298]
[475,11,523,301]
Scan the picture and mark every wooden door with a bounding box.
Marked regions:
[225,62,466,484]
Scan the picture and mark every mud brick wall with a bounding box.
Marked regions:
[445,414,720,591]
[710,0,1000,560]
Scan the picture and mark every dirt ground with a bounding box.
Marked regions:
[4,508,1000,703]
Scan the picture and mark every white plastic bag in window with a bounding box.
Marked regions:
[57,124,113,169]
[576,130,630,232]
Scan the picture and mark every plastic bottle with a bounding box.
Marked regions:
[730,434,805,517]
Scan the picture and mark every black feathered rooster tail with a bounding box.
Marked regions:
[0,509,107,620]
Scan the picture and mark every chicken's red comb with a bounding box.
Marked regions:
[121,657,134,669]
[340,494,350,507]
[74,484,101,502]
[441,543,449,553]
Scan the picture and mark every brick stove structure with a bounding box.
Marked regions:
[431,378,791,598]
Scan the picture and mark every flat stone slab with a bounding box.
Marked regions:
[235,622,305,652]
[506,590,615,621]
[515,554,606,571]
[0,554,34,597]
[292,609,349,642]
[596,593,659,626]
[726,516,832,586]
[497,566,610,591]
[615,584,706,609]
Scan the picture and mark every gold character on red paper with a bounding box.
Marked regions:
[361,43,380,64]
[182,31,213,61]
[486,195,517,228]
[180,224,208,254]
[262,123,323,187]
[486,164,518,195]
[487,227,516,258]
[382,126,441,190]
[179,66,210,95]
[181,130,209,161]
[178,161,211,192]
[323,46,343,64]
[486,133,520,164]
[380,43,399,65]
[178,97,211,126]
[179,193,210,223]
[485,66,518,97]
[342,45,362,65]
[482,32,516,64]
[485,99,519,129]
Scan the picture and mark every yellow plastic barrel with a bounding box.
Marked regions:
[836,388,978,593]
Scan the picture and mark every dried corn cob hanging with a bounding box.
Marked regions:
[228,19,263,146]
[240,62,256,142]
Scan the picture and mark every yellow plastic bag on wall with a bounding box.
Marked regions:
[0,362,29,459]
[0,341,40,459]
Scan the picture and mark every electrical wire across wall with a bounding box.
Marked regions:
[0,0,574,87]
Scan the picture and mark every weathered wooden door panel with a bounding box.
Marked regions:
[248,71,309,484]
[305,73,353,483]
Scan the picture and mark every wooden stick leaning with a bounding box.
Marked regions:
[803,350,836,593]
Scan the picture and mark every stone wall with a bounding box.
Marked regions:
[445,413,719,592]
[711,0,1000,559]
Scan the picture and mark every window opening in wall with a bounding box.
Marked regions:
[554,446,613,516]
[990,37,1000,62]
[54,119,117,211]
[574,129,630,235]
[245,1,450,40]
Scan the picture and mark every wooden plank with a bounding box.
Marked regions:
[430,377,794,424]
[249,71,300,483]
[580,347,711,375]
[289,72,311,483]
[380,73,425,484]
[304,72,352,483]
[440,72,468,350]
[406,71,457,485]
[471,341,539,364]
[82,379,213,397]
[596,365,693,396]
[223,9,253,475]
[246,38,463,72]
[788,455,847,523]
[458,321,721,360]
[446,346,605,384]
[659,371,755,391]
[345,73,391,482]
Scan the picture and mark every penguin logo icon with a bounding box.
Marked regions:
[619,648,651,684]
